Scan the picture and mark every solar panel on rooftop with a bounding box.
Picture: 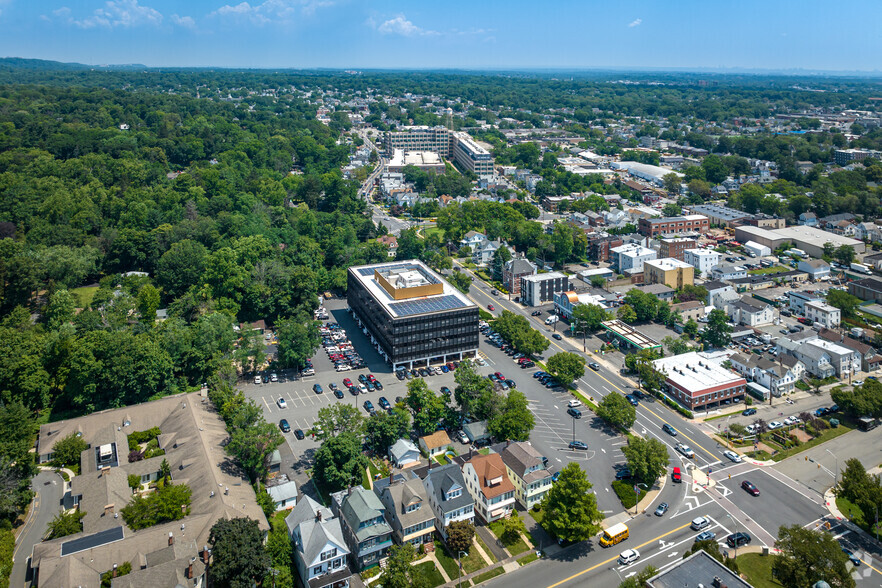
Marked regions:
[60,526,125,557]
[389,294,467,316]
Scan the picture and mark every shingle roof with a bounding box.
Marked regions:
[466,454,515,500]
[420,430,451,450]
[422,464,473,515]
[286,496,348,565]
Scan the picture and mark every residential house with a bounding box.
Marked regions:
[670,301,705,323]
[460,231,487,250]
[610,243,657,275]
[727,296,775,327]
[332,487,393,571]
[804,339,861,377]
[804,300,841,329]
[711,263,748,281]
[777,338,836,378]
[461,453,516,523]
[376,235,398,258]
[799,212,818,227]
[418,431,451,458]
[472,239,502,266]
[373,475,435,547]
[502,258,537,296]
[817,328,878,372]
[856,222,882,243]
[640,284,676,301]
[463,421,490,444]
[286,496,352,588]
[729,354,797,397]
[587,235,624,262]
[389,439,421,470]
[788,290,823,313]
[797,259,831,281]
[704,280,739,311]
[267,476,298,511]
[421,463,475,538]
[495,442,553,509]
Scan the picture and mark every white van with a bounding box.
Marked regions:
[567,399,582,408]
[545,315,559,325]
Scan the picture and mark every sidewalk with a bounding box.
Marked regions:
[475,525,509,562]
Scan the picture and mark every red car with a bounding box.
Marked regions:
[367,374,377,382]
[494,372,505,380]
[343,378,353,388]
[741,480,760,496]
[487,304,495,311]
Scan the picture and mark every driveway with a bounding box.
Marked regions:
[11,469,65,588]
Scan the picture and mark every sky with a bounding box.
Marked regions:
[0,0,880,72]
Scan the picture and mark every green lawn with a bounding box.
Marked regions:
[71,285,98,307]
[517,552,539,566]
[471,567,504,585]
[770,421,854,462]
[475,533,498,563]
[747,265,790,275]
[361,467,371,490]
[422,226,444,240]
[413,561,445,588]
[433,542,462,580]
[704,409,747,422]
[736,553,783,588]
[487,519,530,555]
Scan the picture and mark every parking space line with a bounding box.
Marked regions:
[262,397,273,413]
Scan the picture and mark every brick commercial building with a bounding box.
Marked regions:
[347,261,479,369]
[638,215,709,237]
[502,258,537,297]
[587,235,623,262]
[850,277,882,303]
[659,237,697,261]
[652,352,747,411]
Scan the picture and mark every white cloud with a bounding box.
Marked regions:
[171,14,195,28]
[67,0,163,28]
[628,18,642,28]
[210,0,333,25]
[376,14,438,37]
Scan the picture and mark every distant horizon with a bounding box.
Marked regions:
[5,56,882,80]
[1,1,880,74]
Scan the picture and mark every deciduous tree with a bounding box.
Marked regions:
[546,352,585,385]
[209,517,271,588]
[488,389,535,441]
[540,463,603,542]
[772,525,855,588]
[622,437,670,484]
[597,394,636,431]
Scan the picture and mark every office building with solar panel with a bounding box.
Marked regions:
[348,261,479,369]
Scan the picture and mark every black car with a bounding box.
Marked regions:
[279,419,290,433]
[568,440,588,450]
[625,394,639,406]
[293,429,305,440]
[742,408,757,417]
[363,400,375,412]
[358,374,369,384]
[329,383,339,392]
[531,310,542,316]
[615,468,632,480]
[567,407,582,419]
[440,386,451,396]
[552,333,562,340]
[506,380,516,388]
[726,532,751,547]
[632,389,645,400]
[313,384,323,394]
[396,370,406,381]
[334,389,344,399]
[374,381,383,391]
[366,382,376,392]
[349,385,359,396]
[378,397,391,409]
[662,423,678,436]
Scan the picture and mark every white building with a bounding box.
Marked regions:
[521,272,570,307]
[553,291,609,321]
[804,300,841,328]
[805,339,860,377]
[684,248,721,275]
[727,296,775,327]
[611,243,657,274]
[286,496,351,588]
[743,240,771,258]
[651,352,747,411]
[711,264,748,281]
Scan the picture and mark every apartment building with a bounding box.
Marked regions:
[610,243,657,274]
[659,237,696,261]
[460,453,516,523]
[804,300,841,329]
[684,248,721,274]
[643,258,694,289]
[637,215,709,237]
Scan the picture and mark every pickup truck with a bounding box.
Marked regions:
[676,443,695,458]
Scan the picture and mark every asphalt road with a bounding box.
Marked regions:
[11,470,64,588]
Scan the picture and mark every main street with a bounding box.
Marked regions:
[453,260,882,586]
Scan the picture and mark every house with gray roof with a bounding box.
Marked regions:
[388,438,420,469]
[420,463,475,539]
[463,420,490,443]
[727,296,775,327]
[286,496,351,588]
[777,338,836,378]
[331,487,392,570]
[472,239,503,266]
[729,353,797,397]
[266,476,298,511]
[495,441,553,509]
[373,474,435,546]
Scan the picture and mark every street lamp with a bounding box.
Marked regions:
[726,514,739,559]
[826,449,838,486]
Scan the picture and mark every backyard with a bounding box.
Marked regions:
[487,517,531,556]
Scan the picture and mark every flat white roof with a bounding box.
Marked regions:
[611,161,684,180]
[523,272,567,282]
[645,258,692,271]
[349,260,475,319]
[685,248,718,257]
[773,226,863,248]
[652,352,745,394]
[611,244,654,257]
[805,300,838,313]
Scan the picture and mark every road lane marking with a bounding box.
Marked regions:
[546,523,693,588]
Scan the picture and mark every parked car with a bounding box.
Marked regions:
[254,375,262,384]
[313,384,323,394]
[277,397,288,409]
[567,408,582,419]
[293,429,305,440]
[279,419,290,433]
[767,421,783,430]
[440,386,451,396]
[378,397,391,410]
[625,394,639,406]
[615,468,632,480]
[531,310,542,316]
[552,333,562,340]
[741,480,760,496]
[568,440,588,450]
[363,400,375,412]
[334,389,344,399]
[568,399,582,408]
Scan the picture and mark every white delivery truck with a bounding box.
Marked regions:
[544,315,559,325]
[851,262,872,275]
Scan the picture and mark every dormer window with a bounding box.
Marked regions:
[445,488,461,500]
[486,476,502,487]
[406,503,421,513]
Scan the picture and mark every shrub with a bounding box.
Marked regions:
[128,450,144,463]
[100,561,132,587]
[121,483,192,530]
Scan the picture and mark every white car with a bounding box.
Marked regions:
[358,384,368,394]
[254,375,262,384]
[270,373,278,382]
[767,421,783,430]
[618,549,640,566]
[568,399,583,408]
[676,443,695,458]
[853,380,864,386]
[723,450,742,463]
[277,398,287,409]
[476,358,487,366]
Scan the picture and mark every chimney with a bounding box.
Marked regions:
[202,546,210,565]
[188,557,196,579]
[101,466,111,476]
[112,564,118,578]
[103,504,115,517]
[389,473,394,486]
[168,532,174,546]
[316,510,322,522]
